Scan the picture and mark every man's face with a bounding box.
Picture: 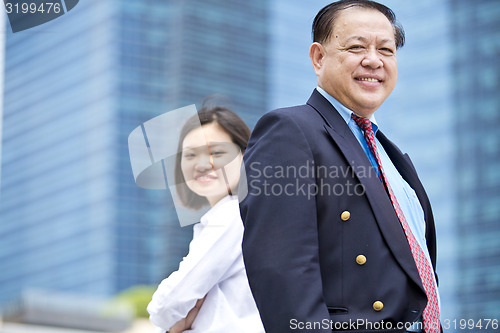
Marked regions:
[312,7,398,116]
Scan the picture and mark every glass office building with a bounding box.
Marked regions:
[0,0,268,305]
[451,0,500,325]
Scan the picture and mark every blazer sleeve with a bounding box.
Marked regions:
[240,110,331,332]
[147,202,243,330]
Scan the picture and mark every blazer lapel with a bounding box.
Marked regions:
[307,90,425,293]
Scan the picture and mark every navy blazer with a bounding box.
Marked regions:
[240,90,438,332]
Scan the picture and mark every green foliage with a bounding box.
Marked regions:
[113,285,157,318]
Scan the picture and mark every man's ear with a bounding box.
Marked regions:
[309,42,325,76]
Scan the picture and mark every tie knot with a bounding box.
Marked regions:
[350,113,373,132]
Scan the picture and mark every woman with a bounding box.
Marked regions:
[147,105,265,333]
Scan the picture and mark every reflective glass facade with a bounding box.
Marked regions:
[452,0,500,325]
[0,0,268,305]
[0,0,119,303]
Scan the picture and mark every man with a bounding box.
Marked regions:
[239,1,441,332]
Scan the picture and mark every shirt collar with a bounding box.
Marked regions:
[200,195,238,224]
[316,86,379,133]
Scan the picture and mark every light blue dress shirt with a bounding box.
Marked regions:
[316,87,440,317]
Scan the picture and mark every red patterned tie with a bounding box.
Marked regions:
[351,113,440,333]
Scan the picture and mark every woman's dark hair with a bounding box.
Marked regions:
[312,0,405,49]
[174,105,251,210]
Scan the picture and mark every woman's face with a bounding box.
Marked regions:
[180,122,243,207]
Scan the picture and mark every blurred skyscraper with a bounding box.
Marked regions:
[0,0,268,305]
[0,10,5,193]
[451,0,500,325]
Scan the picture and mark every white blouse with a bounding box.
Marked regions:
[147,196,265,333]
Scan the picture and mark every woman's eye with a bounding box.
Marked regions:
[211,151,225,156]
[183,153,195,158]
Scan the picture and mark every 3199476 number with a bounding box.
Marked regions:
[5,2,61,14]
[442,318,499,330]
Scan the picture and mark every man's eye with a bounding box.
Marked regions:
[183,153,195,158]
[380,48,394,54]
[348,45,364,50]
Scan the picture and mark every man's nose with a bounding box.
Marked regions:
[361,49,383,69]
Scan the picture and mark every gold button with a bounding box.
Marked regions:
[356,255,367,265]
[373,301,384,311]
[340,211,350,221]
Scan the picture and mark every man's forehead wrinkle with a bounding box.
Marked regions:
[345,36,369,43]
[336,34,396,47]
